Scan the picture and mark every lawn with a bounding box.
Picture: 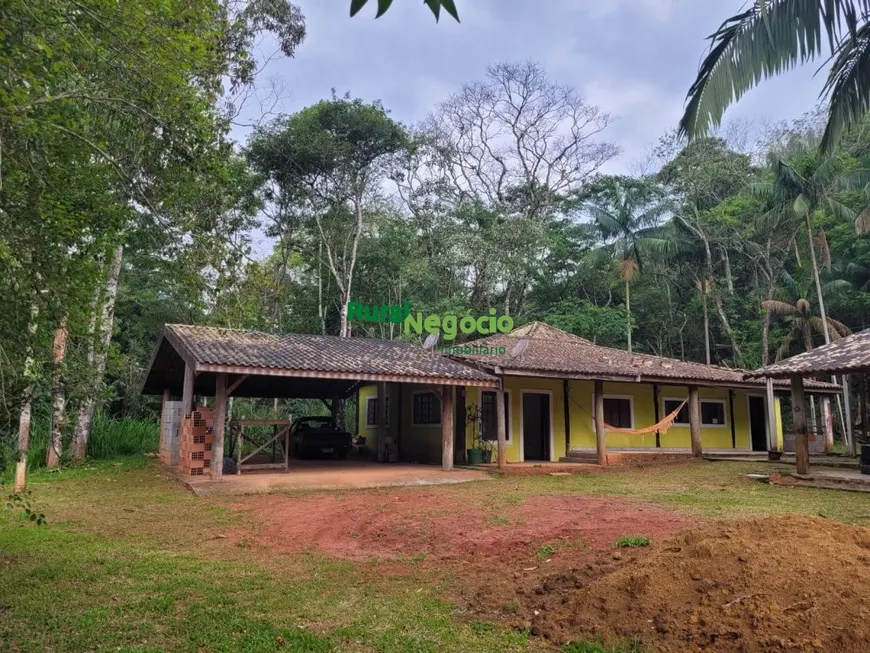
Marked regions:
[2,458,869,652]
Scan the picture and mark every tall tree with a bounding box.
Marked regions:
[247,95,409,337]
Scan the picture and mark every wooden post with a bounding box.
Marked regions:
[284,422,290,472]
[688,385,702,457]
[211,373,227,481]
[652,384,661,448]
[791,375,809,475]
[441,385,454,471]
[182,363,195,414]
[562,380,571,457]
[809,395,818,445]
[376,381,387,462]
[766,378,777,451]
[236,423,243,475]
[593,380,607,467]
[159,388,169,458]
[496,385,507,469]
[843,375,856,457]
[821,397,835,454]
[860,375,868,447]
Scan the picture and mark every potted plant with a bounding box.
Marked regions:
[466,404,485,465]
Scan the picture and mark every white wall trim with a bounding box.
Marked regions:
[519,389,555,462]
[410,390,442,428]
[745,392,768,449]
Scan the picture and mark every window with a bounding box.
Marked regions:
[365,396,389,427]
[701,401,726,426]
[664,399,690,424]
[480,391,510,441]
[663,398,727,426]
[603,397,632,429]
[412,392,442,426]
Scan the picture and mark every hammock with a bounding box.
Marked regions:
[569,395,690,436]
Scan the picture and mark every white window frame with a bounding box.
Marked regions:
[661,396,728,429]
[411,390,442,428]
[590,394,635,431]
[479,389,512,443]
[365,395,389,427]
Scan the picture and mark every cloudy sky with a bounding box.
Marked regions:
[236,0,826,252]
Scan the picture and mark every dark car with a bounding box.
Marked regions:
[289,416,352,459]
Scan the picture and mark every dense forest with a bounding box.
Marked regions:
[4,0,870,480]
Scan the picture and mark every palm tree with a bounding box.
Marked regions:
[586,178,671,353]
[680,0,870,152]
[763,271,851,361]
[747,141,856,348]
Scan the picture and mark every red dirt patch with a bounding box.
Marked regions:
[233,490,686,567]
[501,514,870,652]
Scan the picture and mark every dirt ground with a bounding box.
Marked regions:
[231,489,870,651]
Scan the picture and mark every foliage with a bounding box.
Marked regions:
[3,487,47,526]
[614,535,651,548]
[349,0,460,21]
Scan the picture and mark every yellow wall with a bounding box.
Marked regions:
[359,377,788,464]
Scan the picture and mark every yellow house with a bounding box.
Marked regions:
[357,322,839,464]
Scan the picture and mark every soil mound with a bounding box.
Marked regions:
[518,514,870,651]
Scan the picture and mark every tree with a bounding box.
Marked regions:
[680,0,870,151]
[349,0,459,21]
[586,177,671,353]
[247,95,409,337]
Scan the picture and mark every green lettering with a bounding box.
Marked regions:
[442,315,457,341]
[424,315,441,333]
[459,316,476,334]
[347,302,364,322]
[476,315,490,335]
[497,315,514,334]
[389,305,403,323]
[405,312,423,335]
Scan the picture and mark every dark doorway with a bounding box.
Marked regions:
[523,393,551,461]
[748,396,768,451]
[454,387,466,465]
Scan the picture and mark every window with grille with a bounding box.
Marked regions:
[365,396,389,427]
[480,391,510,441]
[412,392,441,425]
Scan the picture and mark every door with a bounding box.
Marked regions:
[748,396,768,452]
[523,393,551,461]
[454,387,466,465]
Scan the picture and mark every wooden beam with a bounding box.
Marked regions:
[441,384,454,471]
[791,375,809,475]
[320,398,333,413]
[593,380,607,467]
[211,373,227,481]
[239,424,292,465]
[225,374,249,397]
[182,363,195,414]
[496,385,507,469]
[229,419,291,427]
[652,383,660,448]
[766,378,777,451]
[159,388,170,457]
[562,380,571,457]
[376,381,387,462]
[688,385,702,457]
[861,374,868,447]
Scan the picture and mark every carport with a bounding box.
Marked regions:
[141,324,499,480]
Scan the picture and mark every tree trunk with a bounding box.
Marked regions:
[806,215,831,346]
[625,278,632,353]
[722,247,734,294]
[791,376,810,475]
[761,284,776,367]
[688,385,702,457]
[700,280,711,365]
[46,314,69,468]
[13,302,40,493]
[72,245,123,460]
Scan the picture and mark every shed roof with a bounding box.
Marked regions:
[745,329,870,379]
[453,322,839,392]
[142,324,498,398]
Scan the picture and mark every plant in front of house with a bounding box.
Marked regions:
[466,404,486,465]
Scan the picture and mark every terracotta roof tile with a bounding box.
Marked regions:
[456,322,838,391]
[746,329,870,379]
[165,324,497,384]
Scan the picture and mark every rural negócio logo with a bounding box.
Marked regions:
[347,301,515,355]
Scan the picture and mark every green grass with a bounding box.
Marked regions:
[614,535,651,548]
[3,457,870,652]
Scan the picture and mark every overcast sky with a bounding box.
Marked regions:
[236,0,827,253]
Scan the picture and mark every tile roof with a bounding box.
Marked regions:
[745,329,870,379]
[454,322,839,391]
[163,324,497,385]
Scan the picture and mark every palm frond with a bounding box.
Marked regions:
[820,22,870,151]
[855,206,870,233]
[680,0,829,139]
[825,197,858,222]
[762,299,799,316]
